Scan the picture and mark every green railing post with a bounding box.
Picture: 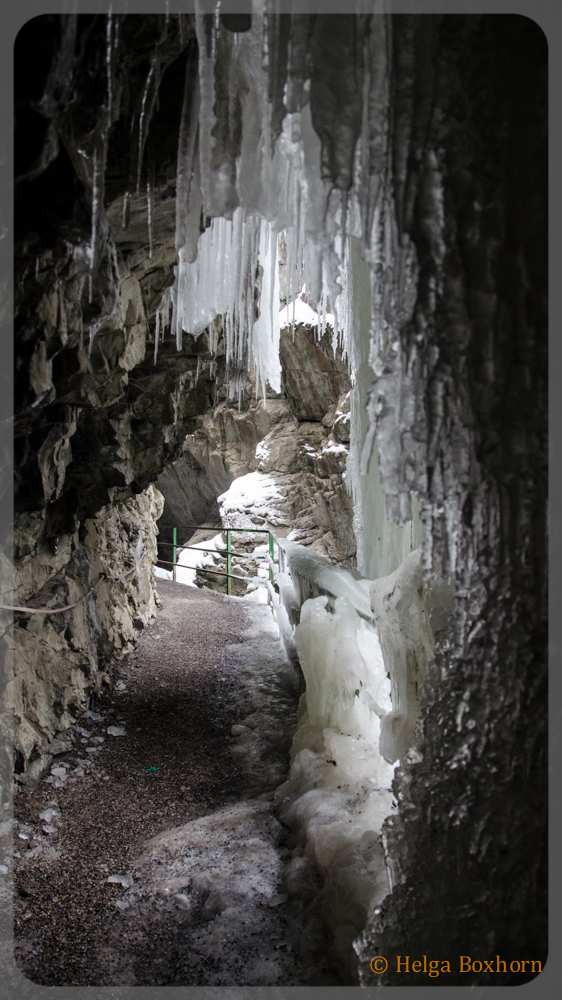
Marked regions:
[268,532,275,608]
[172,526,177,582]
[226,528,232,596]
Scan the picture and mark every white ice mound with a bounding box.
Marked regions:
[294,595,391,742]
[279,537,373,620]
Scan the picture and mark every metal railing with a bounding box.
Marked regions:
[157,524,275,600]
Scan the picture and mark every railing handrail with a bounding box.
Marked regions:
[158,523,271,534]
[156,557,249,583]
[160,525,373,624]
[163,524,276,600]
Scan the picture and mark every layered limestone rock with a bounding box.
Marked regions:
[2,485,163,775]
[8,15,215,772]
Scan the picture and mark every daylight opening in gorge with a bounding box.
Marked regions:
[1,2,547,989]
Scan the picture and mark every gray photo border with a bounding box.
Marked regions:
[0,1,557,999]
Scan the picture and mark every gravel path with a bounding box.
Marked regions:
[11,581,311,986]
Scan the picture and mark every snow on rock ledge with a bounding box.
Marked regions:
[218,472,287,531]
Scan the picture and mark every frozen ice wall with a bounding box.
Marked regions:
[295,595,390,742]
[269,537,398,980]
[343,238,423,579]
[370,549,454,765]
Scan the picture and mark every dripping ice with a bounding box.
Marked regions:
[168,3,360,399]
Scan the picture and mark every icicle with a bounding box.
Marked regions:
[122,191,130,230]
[196,356,201,381]
[262,9,269,71]
[176,264,183,352]
[58,282,68,346]
[89,142,101,302]
[195,5,218,218]
[105,7,113,130]
[35,257,39,280]
[137,60,155,192]
[147,179,153,258]
[153,310,160,364]
[175,57,200,262]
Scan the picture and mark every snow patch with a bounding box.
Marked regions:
[218,472,285,531]
[155,533,225,588]
[279,297,335,331]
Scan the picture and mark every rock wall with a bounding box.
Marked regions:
[156,322,356,568]
[7,13,213,772]
[355,14,547,983]
[2,485,163,775]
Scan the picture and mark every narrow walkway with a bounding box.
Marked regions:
[12,582,308,986]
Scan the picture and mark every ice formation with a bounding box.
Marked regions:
[371,548,454,764]
[270,541,398,979]
[295,595,391,741]
[171,212,282,398]
[169,3,361,401]
[278,538,372,620]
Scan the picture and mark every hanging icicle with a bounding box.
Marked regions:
[168,2,371,400]
[122,191,131,230]
[153,311,160,364]
[136,58,156,193]
[105,7,113,131]
[88,142,101,304]
[147,179,154,258]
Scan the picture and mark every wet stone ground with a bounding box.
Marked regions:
[10,581,319,986]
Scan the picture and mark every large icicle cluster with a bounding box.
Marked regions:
[171,1,364,398]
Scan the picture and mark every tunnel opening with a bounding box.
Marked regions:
[3,5,547,990]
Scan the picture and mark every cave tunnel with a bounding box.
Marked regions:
[1,4,547,989]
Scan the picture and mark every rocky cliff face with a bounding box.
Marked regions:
[354,14,547,982]
[3,485,163,777]
[156,321,355,570]
[7,14,209,771]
